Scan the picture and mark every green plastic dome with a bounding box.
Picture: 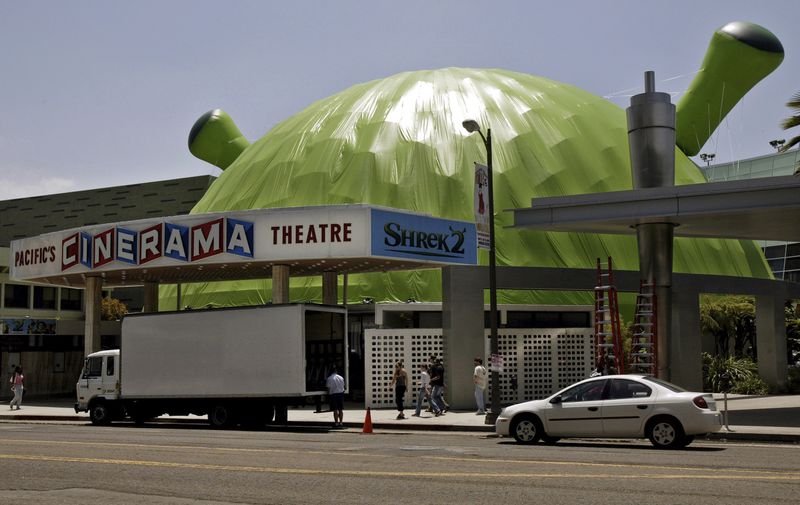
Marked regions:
[163,67,771,309]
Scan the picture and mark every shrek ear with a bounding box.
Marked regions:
[188,109,250,170]
[676,21,784,156]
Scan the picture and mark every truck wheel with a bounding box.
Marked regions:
[243,403,275,428]
[274,404,288,425]
[209,404,234,428]
[90,401,113,425]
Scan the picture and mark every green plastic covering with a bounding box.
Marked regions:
[160,67,772,310]
[188,109,251,170]
[676,21,784,156]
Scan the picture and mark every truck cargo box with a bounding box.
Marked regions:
[119,304,346,399]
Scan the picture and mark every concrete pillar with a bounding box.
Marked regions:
[442,266,487,410]
[272,264,290,304]
[627,71,677,381]
[669,288,703,390]
[143,281,159,313]
[84,276,103,355]
[322,271,338,305]
[636,223,675,380]
[755,294,788,390]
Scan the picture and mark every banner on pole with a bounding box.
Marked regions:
[474,163,490,249]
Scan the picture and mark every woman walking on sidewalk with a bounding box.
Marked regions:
[391,361,408,419]
[9,366,24,410]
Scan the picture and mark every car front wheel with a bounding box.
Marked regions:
[510,415,542,444]
[647,417,684,449]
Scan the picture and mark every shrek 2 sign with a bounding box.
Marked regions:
[370,209,476,264]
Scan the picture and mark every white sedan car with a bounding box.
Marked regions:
[495,375,721,449]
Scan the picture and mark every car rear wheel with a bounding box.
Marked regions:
[647,416,684,449]
[510,415,542,444]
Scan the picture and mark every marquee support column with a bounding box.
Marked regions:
[272,264,290,304]
[143,281,159,313]
[84,276,103,355]
[322,271,338,305]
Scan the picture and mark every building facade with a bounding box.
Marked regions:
[701,149,800,282]
[0,176,214,397]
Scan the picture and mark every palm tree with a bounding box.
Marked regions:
[699,295,756,358]
[779,91,800,174]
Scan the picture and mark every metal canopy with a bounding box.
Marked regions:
[512,174,800,241]
[30,257,442,288]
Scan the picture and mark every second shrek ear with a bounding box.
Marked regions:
[188,109,250,170]
[676,21,784,157]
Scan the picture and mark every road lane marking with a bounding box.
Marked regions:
[424,455,799,477]
[4,438,797,478]
[1,453,798,481]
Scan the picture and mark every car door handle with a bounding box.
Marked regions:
[588,407,599,411]
[636,405,648,410]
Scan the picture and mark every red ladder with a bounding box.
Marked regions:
[629,279,658,376]
[594,257,624,375]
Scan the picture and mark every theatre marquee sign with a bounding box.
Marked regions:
[11,206,477,283]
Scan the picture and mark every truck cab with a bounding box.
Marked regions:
[75,349,120,423]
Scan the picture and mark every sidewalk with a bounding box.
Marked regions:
[2,395,799,443]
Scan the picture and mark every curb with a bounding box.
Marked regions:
[0,414,493,432]
[706,431,800,443]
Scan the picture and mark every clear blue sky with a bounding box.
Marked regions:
[1,0,797,200]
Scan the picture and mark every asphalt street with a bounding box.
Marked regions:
[0,421,797,504]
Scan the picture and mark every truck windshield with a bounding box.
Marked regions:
[82,356,102,379]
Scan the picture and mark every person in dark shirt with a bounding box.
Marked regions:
[429,359,446,416]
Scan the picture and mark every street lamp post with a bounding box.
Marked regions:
[462,119,500,425]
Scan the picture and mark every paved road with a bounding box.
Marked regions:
[0,422,797,504]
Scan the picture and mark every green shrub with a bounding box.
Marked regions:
[702,352,769,394]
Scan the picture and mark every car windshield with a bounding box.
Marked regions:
[641,376,687,392]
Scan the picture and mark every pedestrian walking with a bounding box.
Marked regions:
[429,358,446,416]
[427,353,450,412]
[473,357,488,414]
[413,363,431,417]
[325,366,345,428]
[9,366,24,410]
[390,361,408,419]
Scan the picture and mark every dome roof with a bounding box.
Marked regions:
[174,68,771,306]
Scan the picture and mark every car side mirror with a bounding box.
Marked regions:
[550,395,562,404]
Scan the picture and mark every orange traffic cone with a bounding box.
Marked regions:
[362,407,373,434]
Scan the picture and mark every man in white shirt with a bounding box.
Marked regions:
[325,367,345,428]
[473,358,487,415]
[413,364,431,417]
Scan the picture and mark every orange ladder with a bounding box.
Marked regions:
[594,257,624,375]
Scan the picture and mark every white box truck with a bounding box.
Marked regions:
[75,304,347,427]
